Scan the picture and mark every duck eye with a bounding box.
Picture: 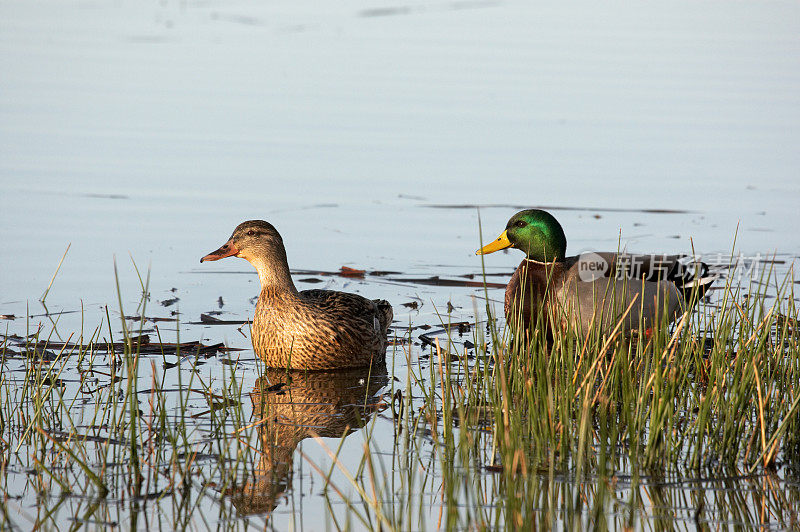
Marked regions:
[247,230,255,236]
[515,221,526,228]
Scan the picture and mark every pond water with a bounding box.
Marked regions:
[1,0,799,529]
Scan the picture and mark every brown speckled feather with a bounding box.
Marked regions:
[201,220,394,371]
[252,288,393,370]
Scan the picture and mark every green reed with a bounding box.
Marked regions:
[320,253,799,530]
[1,248,798,530]
[0,261,276,530]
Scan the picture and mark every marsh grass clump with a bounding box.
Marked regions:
[0,264,272,530]
[325,257,799,530]
[0,254,798,531]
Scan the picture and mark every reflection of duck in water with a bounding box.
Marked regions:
[228,365,389,516]
[200,220,393,370]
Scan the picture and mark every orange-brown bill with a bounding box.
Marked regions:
[200,240,239,263]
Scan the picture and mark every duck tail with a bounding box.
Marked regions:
[676,273,718,304]
[374,299,393,332]
[663,257,715,303]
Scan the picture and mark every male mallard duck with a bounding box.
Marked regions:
[476,209,714,335]
[201,220,393,370]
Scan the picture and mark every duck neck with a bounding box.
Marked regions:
[522,258,566,285]
[249,252,298,297]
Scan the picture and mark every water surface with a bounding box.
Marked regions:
[1,0,799,529]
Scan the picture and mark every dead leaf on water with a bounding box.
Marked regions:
[339,266,366,278]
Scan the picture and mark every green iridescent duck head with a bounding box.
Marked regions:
[476,209,567,263]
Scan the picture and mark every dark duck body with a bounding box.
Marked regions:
[477,210,715,334]
[201,220,393,370]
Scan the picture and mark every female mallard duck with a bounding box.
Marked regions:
[201,220,393,370]
[476,209,714,335]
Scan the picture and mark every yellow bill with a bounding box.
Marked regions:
[476,230,512,255]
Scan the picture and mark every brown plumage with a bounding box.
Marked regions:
[504,253,714,334]
[201,220,393,370]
